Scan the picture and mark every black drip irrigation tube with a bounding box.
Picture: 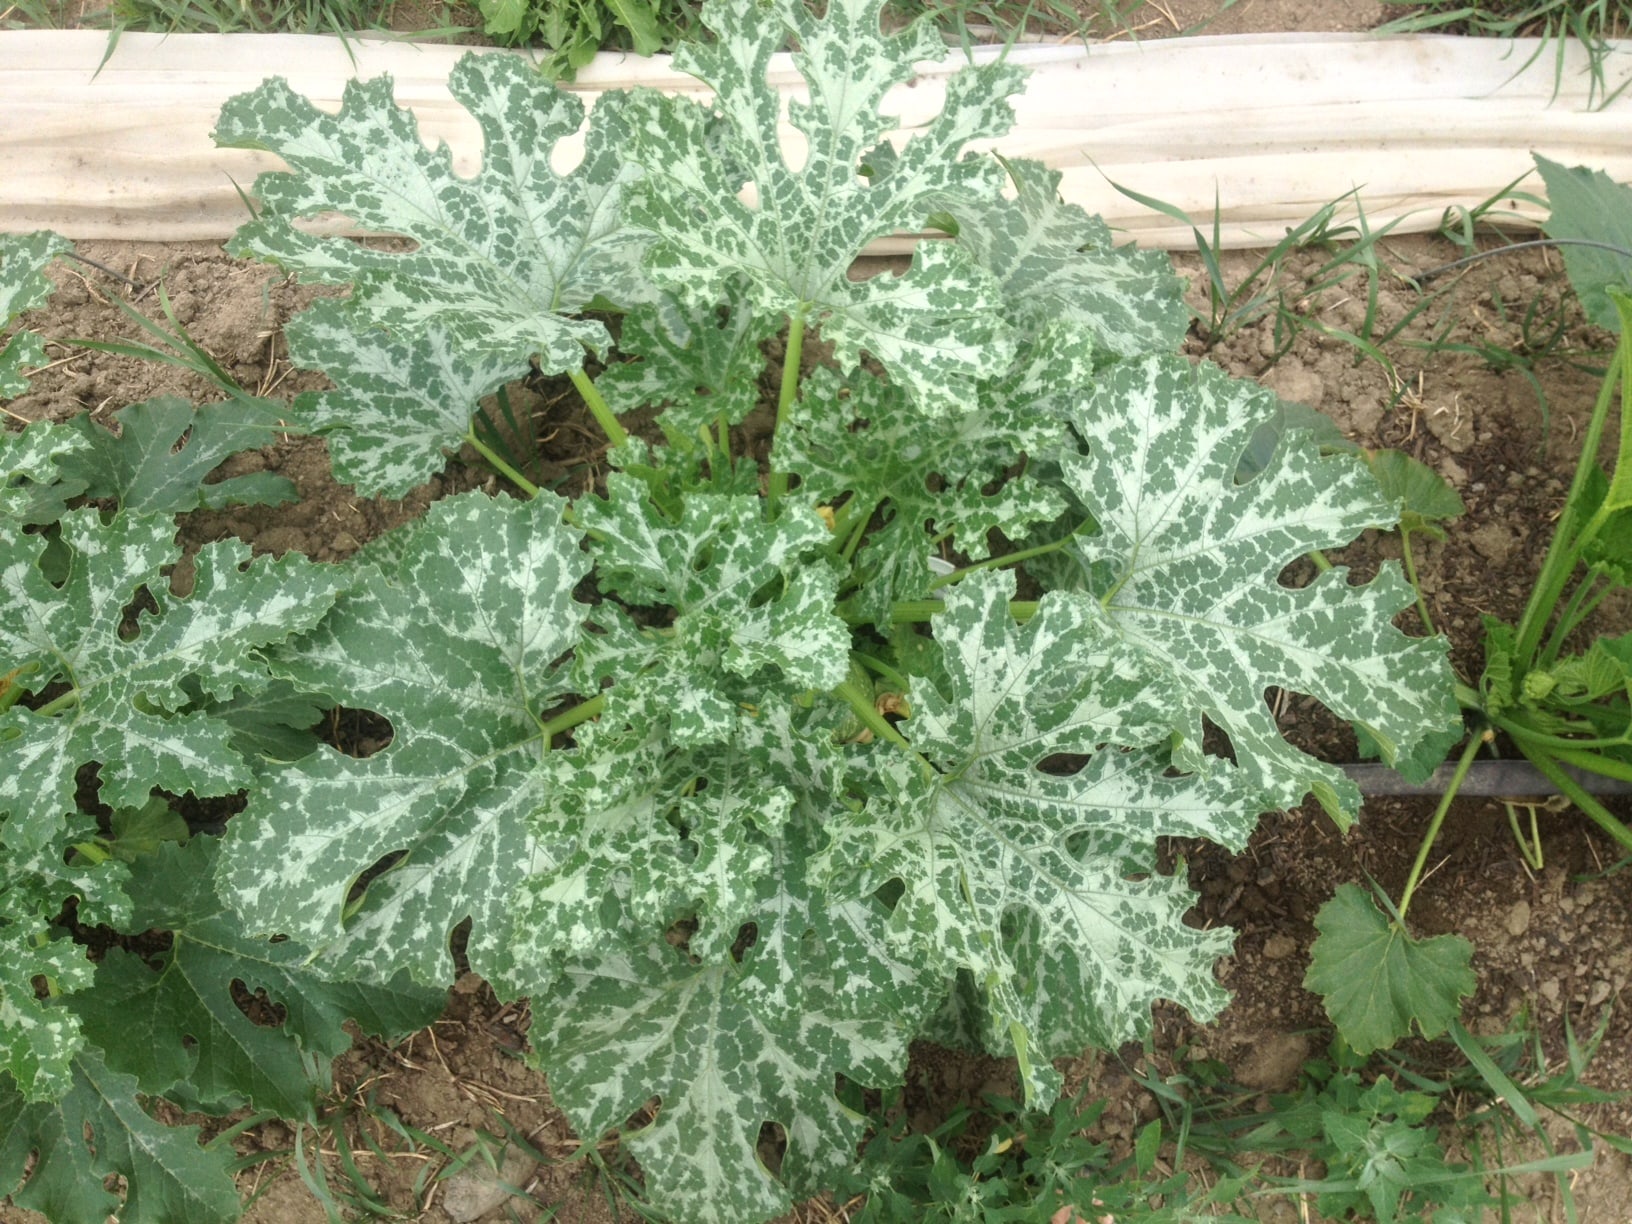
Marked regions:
[1343,760,1632,798]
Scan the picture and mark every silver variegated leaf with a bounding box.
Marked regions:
[514,723,788,968]
[623,0,1022,412]
[1,231,70,400]
[597,280,779,441]
[535,920,920,1224]
[952,157,1191,356]
[576,477,848,744]
[216,491,589,986]
[0,419,91,525]
[0,511,347,852]
[820,570,1261,1103]
[0,817,131,1102]
[1059,355,1460,821]
[774,363,1068,623]
[217,53,650,370]
[284,299,527,497]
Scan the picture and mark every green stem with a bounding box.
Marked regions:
[928,524,1091,590]
[1544,744,1632,784]
[851,650,912,694]
[1521,749,1632,854]
[569,367,629,449]
[766,305,809,511]
[539,693,607,743]
[840,498,881,565]
[1512,332,1626,670]
[1307,549,1333,573]
[35,689,79,718]
[0,663,41,715]
[1538,573,1608,668]
[464,425,541,498]
[1399,530,1435,636]
[1505,801,1545,871]
[1498,714,1632,754]
[834,677,928,774]
[1396,731,1484,923]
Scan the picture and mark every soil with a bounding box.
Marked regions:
[6,4,1632,1223]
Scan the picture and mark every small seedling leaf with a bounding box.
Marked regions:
[1304,883,1475,1055]
[1364,448,1466,537]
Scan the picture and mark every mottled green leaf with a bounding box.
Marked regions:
[217,53,650,370]
[74,838,442,1116]
[282,299,528,498]
[1304,883,1475,1055]
[821,571,1261,1103]
[535,926,920,1220]
[0,816,131,1101]
[623,0,1022,411]
[55,395,296,515]
[517,722,786,966]
[598,280,778,441]
[0,1049,240,1224]
[774,361,1069,623]
[951,156,1190,356]
[0,511,347,852]
[0,419,92,526]
[576,477,848,745]
[0,231,70,400]
[217,491,589,987]
[1059,355,1459,821]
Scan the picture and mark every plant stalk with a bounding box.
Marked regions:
[569,367,629,449]
[464,425,541,498]
[1395,730,1484,923]
[766,305,808,511]
[1511,332,1626,670]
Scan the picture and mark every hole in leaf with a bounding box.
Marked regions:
[756,1121,787,1175]
[344,850,406,921]
[317,706,394,758]
[117,584,161,641]
[621,1097,661,1133]
[1035,752,1087,777]
[231,979,287,1029]
[729,922,758,963]
[870,878,905,912]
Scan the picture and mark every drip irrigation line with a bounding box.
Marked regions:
[1343,759,1632,798]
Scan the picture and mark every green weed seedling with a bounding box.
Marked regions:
[1307,153,1632,1060]
[0,3,1462,1219]
[1377,1,1632,109]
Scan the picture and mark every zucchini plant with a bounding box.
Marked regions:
[0,1,1458,1219]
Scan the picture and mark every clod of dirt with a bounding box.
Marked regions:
[439,1148,538,1222]
[1232,1032,1310,1093]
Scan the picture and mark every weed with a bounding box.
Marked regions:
[1378,1,1632,108]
